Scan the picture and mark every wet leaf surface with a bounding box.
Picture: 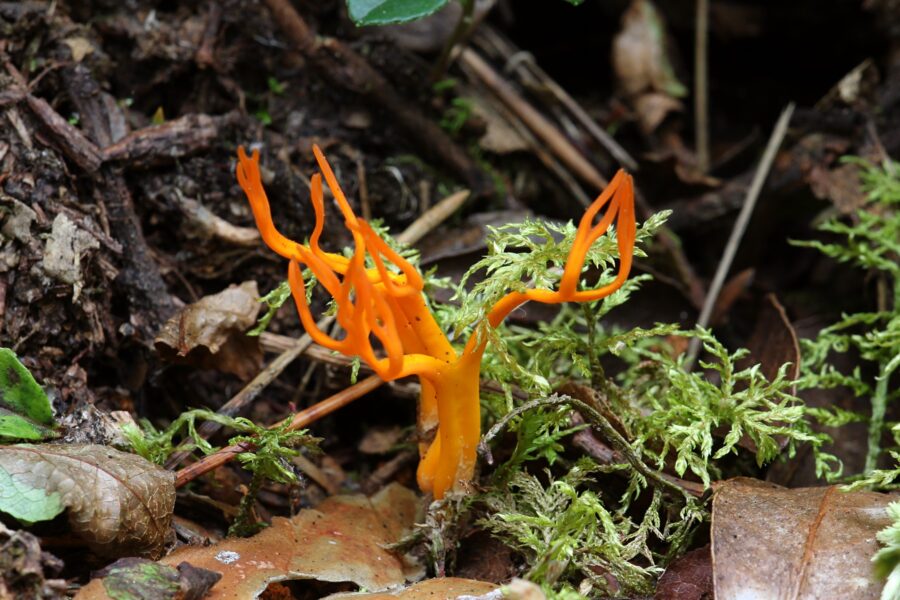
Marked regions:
[75,558,221,600]
[712,477,895,600]
[155,484,420,599]
[0,444,174,558]
[324,577,499,599]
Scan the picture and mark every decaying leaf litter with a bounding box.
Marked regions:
[1,0,899,598]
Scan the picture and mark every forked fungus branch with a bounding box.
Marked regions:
[236,145,636,498]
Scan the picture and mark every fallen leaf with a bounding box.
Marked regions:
[654,545,712,600]
[809,162,867,214]
[157,483,421,599]
[497,578,546,600]
[41,213,100,302]
[358,425,404,454]
[63,36,95,62]
[75,558,221,600]
[612,0,687,98]
[742,294,801,390]
[0,197,37,243]
[471,96,530,155]
[0,444,175,558]
[633,92,683,134]
[712,477,894,600]
[0,348,58,442]
[324,577,499,599]
[612,0,686,135]
[0,521,67,599]
[155,281,263,379]
[381,1,495,52]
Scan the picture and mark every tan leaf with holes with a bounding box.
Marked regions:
[325,577,500,599]
[157,483,421,599]
[0,444,175,558]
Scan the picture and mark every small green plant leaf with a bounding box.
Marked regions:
[267,76,286,95]
[347,0,449,26]
[0,348,57,441]
[0,465,64,524]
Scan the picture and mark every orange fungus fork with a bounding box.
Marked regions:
[236,145,637,499]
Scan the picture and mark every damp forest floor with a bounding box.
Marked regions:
[1,1,900,599]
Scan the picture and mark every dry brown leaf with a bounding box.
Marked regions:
[0,444,175,558]
[155,281,262,379]
[808,162,867,214]
[41,213,100,302]
[612,0,686,135]
[358,425,404,455]
[654,545,712,600]
[712,477,894,600]
[470,96,530,155]
[742,294,802,389]
[325,577,499,599]
[381,1,496,53]
[157,483,421,599]
[63,37,95,62]
[612,0,687,98]
[632,93,683,134]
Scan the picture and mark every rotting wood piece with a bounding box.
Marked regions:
[59,61,178,331]
[102,112,242,168]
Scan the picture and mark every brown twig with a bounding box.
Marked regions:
[165,316,332,470]
[395,189,470,245]
[167,187,261,247]
[361,450,418,495]
[102,112,240,168]
[479,394,700,500]
[694,0,710,172]
[460,48,608,192]
[481,88,593,207]
[474,26,638,172]
[174,375,384,487]
[261,0,490,195]
[685,103,796,369]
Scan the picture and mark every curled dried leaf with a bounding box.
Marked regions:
[155,281,262,379]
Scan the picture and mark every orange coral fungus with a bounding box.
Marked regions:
[236,145,636,499]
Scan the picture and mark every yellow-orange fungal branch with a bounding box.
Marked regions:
[236,145,637,499]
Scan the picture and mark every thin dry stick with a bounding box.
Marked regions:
[175,374,384,487]
[460,48,608,191]
[483,38,638,171]
[170,179,467,473]
[685,103,796,369]
[165,315,332,469]
[261,0,488,194]
[397,189,470,245]
[694,0,710,173]
[486,90,593,207]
